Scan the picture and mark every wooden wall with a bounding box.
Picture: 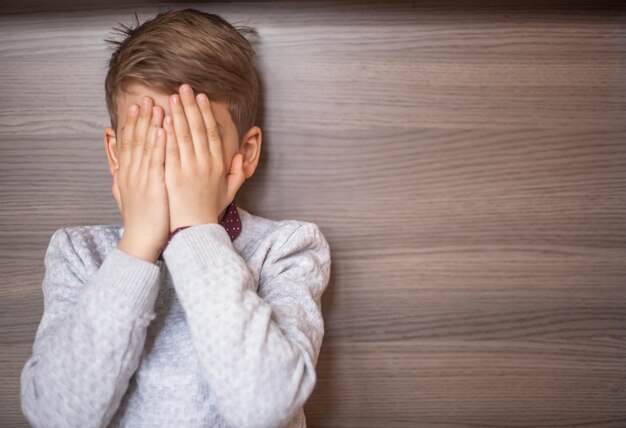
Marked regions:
[1,1,624,426]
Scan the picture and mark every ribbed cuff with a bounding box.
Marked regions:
[161,223,235,271]
[90,247,161,315]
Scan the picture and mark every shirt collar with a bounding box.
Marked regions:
[220,200,243,241]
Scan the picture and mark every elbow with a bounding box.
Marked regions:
[20,358,88,428]
[21,357,44,425]
[20,360,48,428]
[222,352,317,428]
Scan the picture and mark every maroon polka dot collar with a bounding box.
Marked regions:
[220,200,243,240]
[156,200,242,261]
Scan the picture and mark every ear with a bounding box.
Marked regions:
[103,127,119,175]
[238,126,262,179]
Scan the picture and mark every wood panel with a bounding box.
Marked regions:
[1,1,624,426]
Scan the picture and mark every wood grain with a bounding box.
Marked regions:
[1,1,624,426]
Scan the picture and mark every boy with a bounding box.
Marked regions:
[20,8,331,428]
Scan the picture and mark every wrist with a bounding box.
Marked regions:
[118,238,160,264]
[171,216,219,231]
[168,225,192,239]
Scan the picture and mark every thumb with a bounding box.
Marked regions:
[112,170,123,213]
[226,153,246,202]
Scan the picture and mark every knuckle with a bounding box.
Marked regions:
[192,122,205,135]
[167,144,180,157]
[180,129,192,142]
[133,130,143,146]
[208,128,221,140]
[143,143,153,157]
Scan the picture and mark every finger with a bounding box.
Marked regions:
[170,92,196,167]
[112,169,123,212]
[226,153,246,204]
[163,114,180,172]
[131,96,153,173]
[119,104,139,171]
[140,105,163,175]
[149,127,166,183]
[179,84,210,160]
[196,92,222,163]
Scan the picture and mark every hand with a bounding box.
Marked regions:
[162,83,246,231]
[114,97,170,263]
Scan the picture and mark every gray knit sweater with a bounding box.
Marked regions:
[20,206,331,428]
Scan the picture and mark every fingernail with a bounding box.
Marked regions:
[172,94,179,105]
[164,115,172,125]
[129,105,138,114]
[198,93,208,104]
[157,128,163,138]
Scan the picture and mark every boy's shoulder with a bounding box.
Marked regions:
[237,206,330,252]
[240,208,331,285]
[46,224,127,274]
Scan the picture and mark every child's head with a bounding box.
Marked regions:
[102,8,262,190]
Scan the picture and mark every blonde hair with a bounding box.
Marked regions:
[104,8,260,144]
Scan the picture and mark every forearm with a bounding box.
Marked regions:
[162,224,318,428]
[21,249,161,428]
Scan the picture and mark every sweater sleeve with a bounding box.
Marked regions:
[161,222,332,428]
[20,227,162,428]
